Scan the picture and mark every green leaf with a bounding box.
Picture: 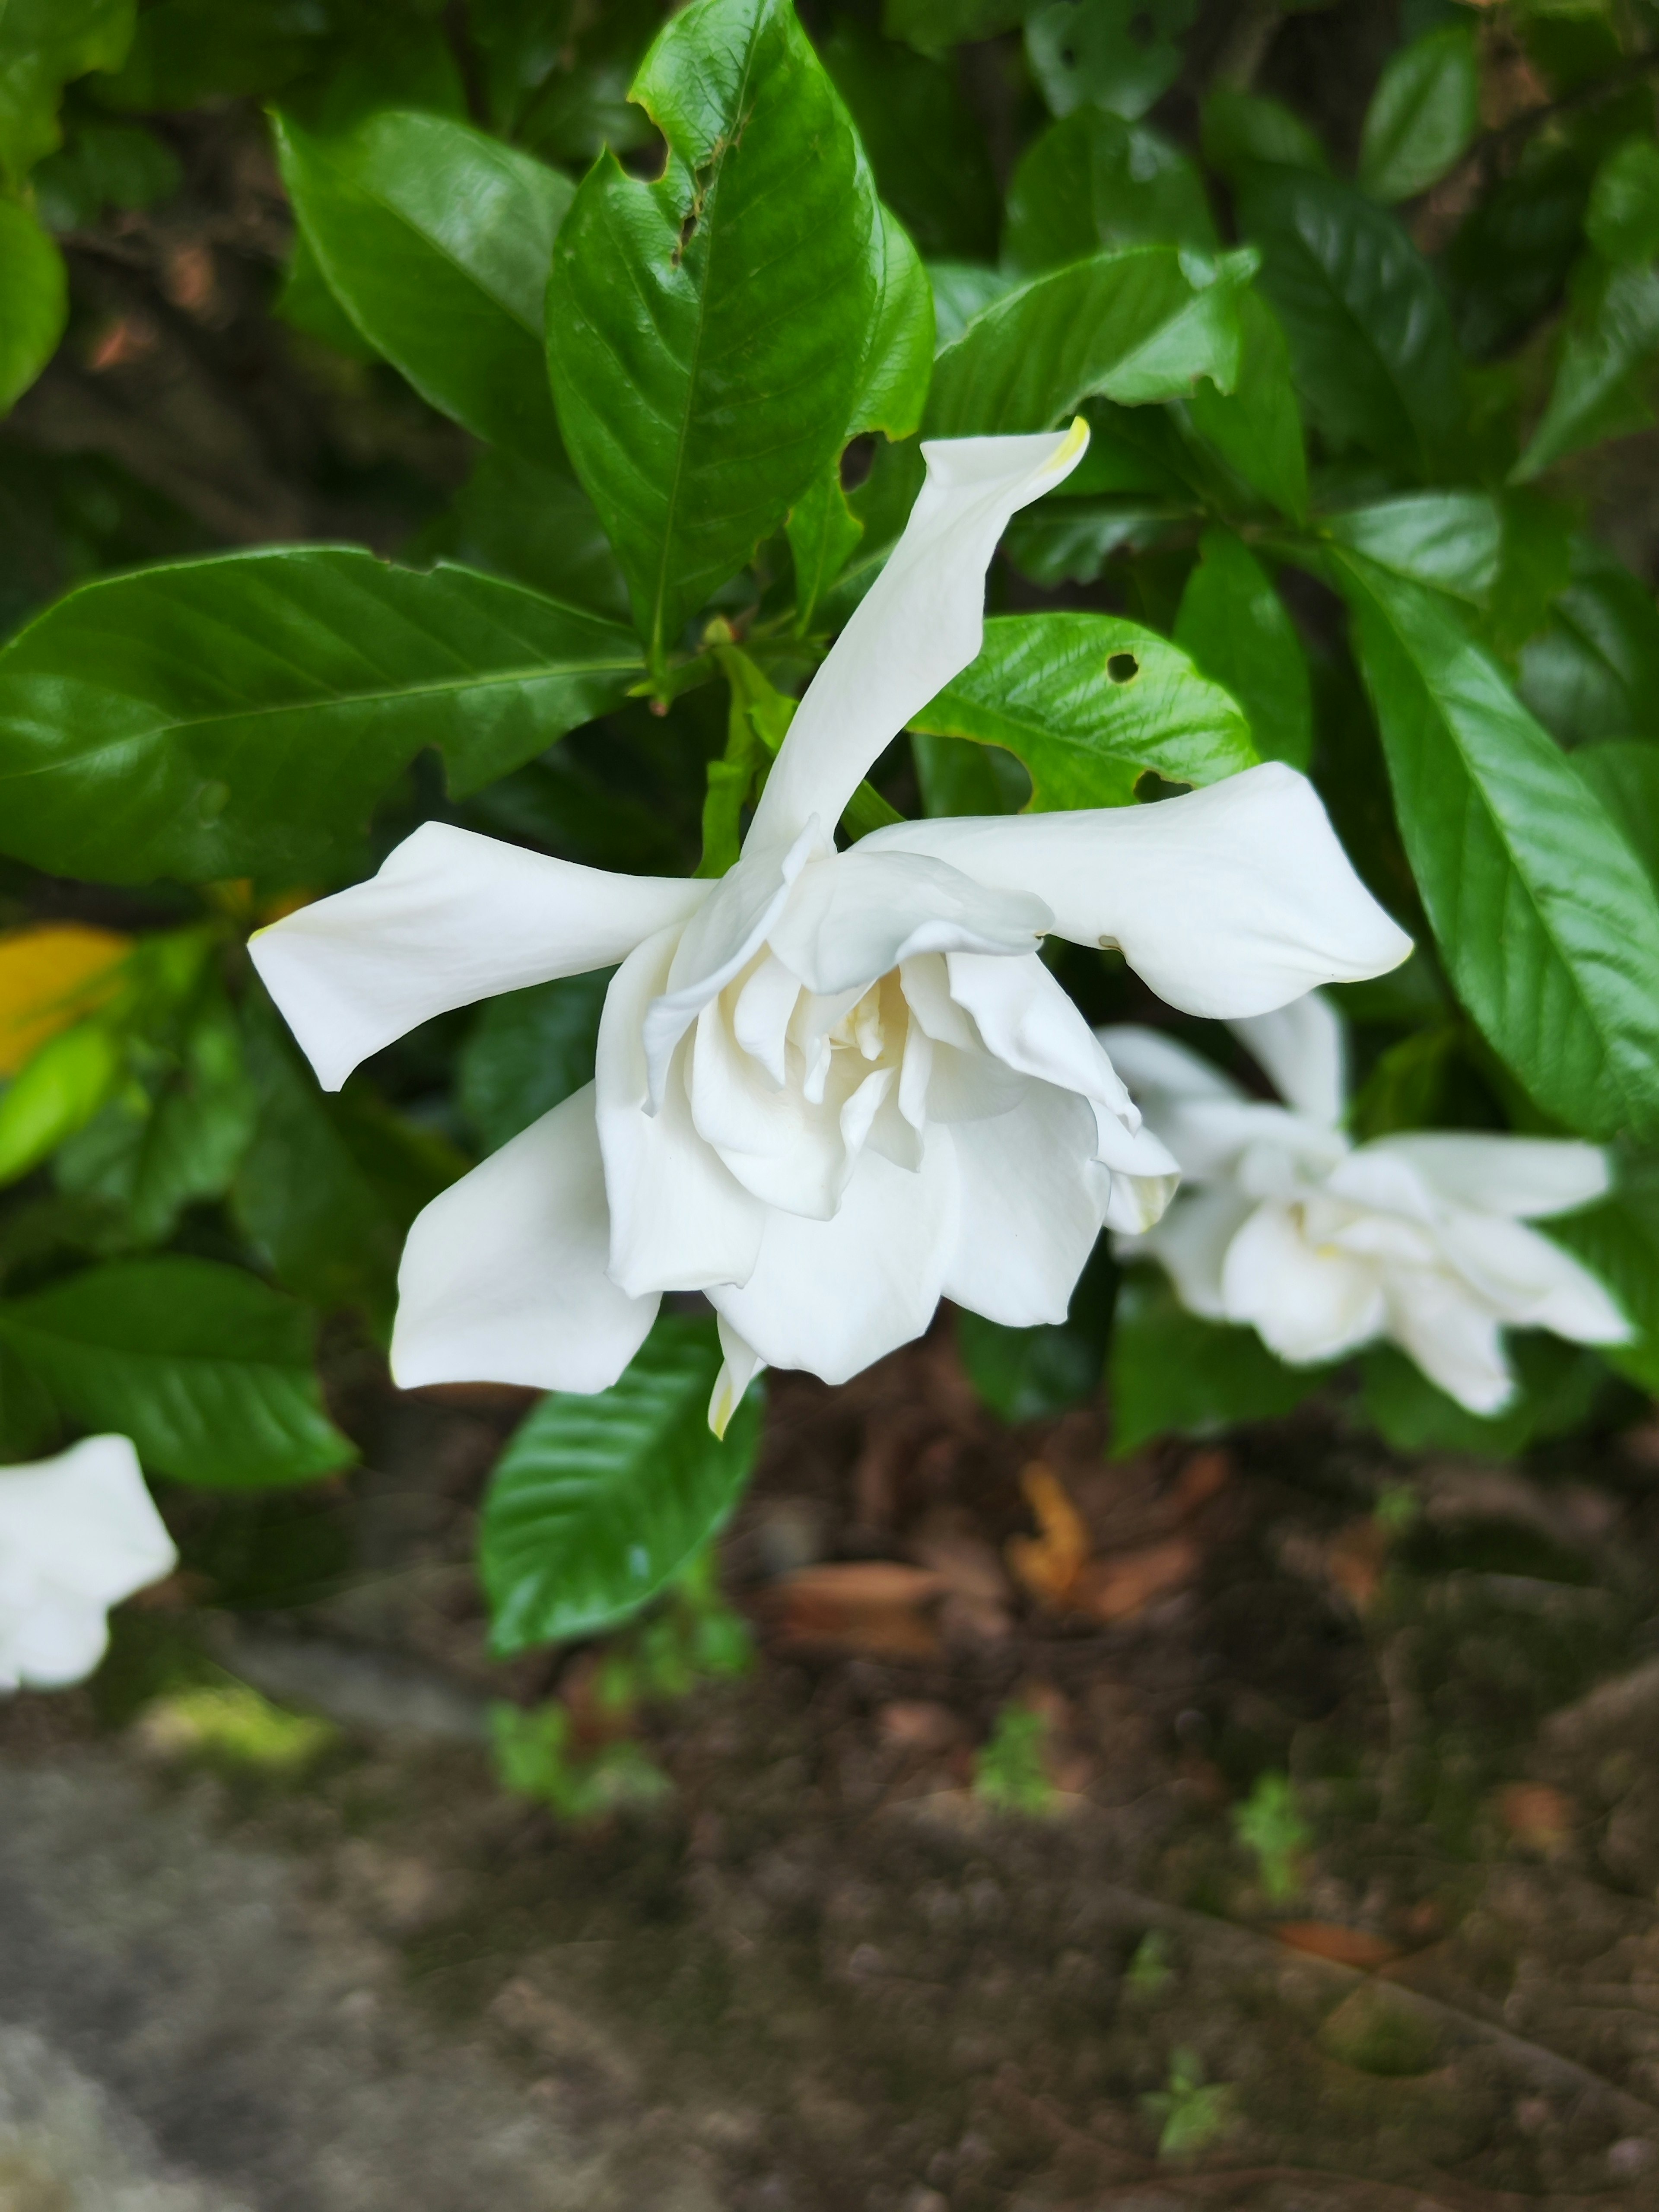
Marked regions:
[1200,86,1328,182]
[927,260,1015,346]
[0,1021,123,1186]
[459,969,613,1156]
[0,1256,354,1487]
[274,108,574,463]
[1335,552,1659,1141]
[92,0,322,109]
[851,207,934,442]
[1361,1334,1606,1455]
[1357,21,1479,205]
[53,983,256,1246]
[881,0,1024,55]
[912,729,1029,816]
[1182,287,1308,523]
[278,0,468,135]
[786,468,865,637]
[1003,110,1215,274]
[1513,261,1659,482]
[1482,488,1575,663]
[956,1237,1115,1423]
[233,992,459,1333]
[1446,143,1589,362]
[480,1311,763,1652]
[0,1338,58,1460]
[1237,167,1464,477]
[1174,528,1310,770]
[1023,0,1195,122]
[547,0,882,674]
[33,121,180,229]
[1518,539,1659,744]
[0,550,642,884]
[822,17,998,260]
[420,449,630,626]
[0,202,67,415]
[0,0,133,184]
[1586,136,1659,266]
[1108,1271,1325,1456]
[1574,741,1659,887]
[912,611,1257,807]
[1322,492,1502,605]
[924,243,1255,438]
[1547,1153,1659,1394]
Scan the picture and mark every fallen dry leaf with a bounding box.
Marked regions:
[1071,1535,1198,1623]
[1327,1519,1387,1611]
[1497,1782,1578,1850]
[1273,1921,1402,1971]
[877,1700,960,1752]
[1005,1462,1090,1608]
[1172,1448,1232,1516]
[771,1561,944,1656]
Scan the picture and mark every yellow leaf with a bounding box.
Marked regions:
[0,925,131,1075]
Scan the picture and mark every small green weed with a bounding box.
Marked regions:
[1232,1770,1310,1902]
[490,1701,671,1819]
[137,1683,336,1777]
[1125,1928,1174,1998]
[973,1701,1054,1812]
[1141,2047,1237,2158]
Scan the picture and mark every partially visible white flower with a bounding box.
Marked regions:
[252,429,1411,1430]
[1102,993,1630,1416]
[0,1436,176,1691]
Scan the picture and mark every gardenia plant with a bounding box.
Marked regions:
[1102,994,1630,1414]
[0,1436,176,1692]
[254,430,1411,1430]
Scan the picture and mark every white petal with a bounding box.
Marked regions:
[1382,1276,1515,1415]
[0,1435,175,1692]
[251,822,711,1091]
[709,1317,766,1439]
[1432,1211,1631,1343]
[1127,1185,1257,1318]
[1096,1023,1246,1107]
[391,1083,658,1392]
[748,423,1090,844]
[1230,989,1345,1125]
[9,1593,111,1691]
[865,763,1413,1017]
[1371,1133,1613,1220]
[1220,1201,1388,1364]
[709,1131,960,1384]
[688,985,857,1219]
[767,849,1050,997]
[943,1085,1112,1326]
[597,928,768,1297]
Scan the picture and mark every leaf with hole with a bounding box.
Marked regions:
[911,611,1258,808]
[0,550,642,884]
[1335,550,1659,1142]
[480,1311,763,1652]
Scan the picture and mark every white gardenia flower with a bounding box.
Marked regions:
[252,427,1411,1429]
[0,1435,177,1691]
[1101,992,1630,1415]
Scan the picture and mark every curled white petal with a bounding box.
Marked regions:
[1371,1132,1612,1220]
[0,1436,176,1693]
[252,822,711,1091]
[709,1317,766,1440]
[1231,990,1346,1127]
[867,764,1413,1017]
[392,1083,658,1392]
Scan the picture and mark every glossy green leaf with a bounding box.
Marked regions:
[1336,551,1659,1141]
[0,202,67,415]
[1109,1271,1325,1456]
[0,1257,354,1487]
[1513,261,1659,482]
[925,243,1254,437]
[1518,540,1659,744]
[1024,0,1195,122]
[1174,529,1310,770]
[822,17,998,260]
[927,260,1015,347]
[1237,167,1464,476]
[1446,143,1589,362]
[233,992,460,1333]
[912,731,1028,817]
[0,0,133,183]
[53,983,256,1246]
[459,969,614,1156]
[1200,86,1328,182]
[0,550,642,884]
[481,1311,763,1652]
[1183,287,1307,522]
[275,108,574,462]
[1574,741,1659,887]
[547,0,881,673]
[0,1022,123,1186]
[1322,492,1502,605]
[1004,110,1215,274]
[786,468,865,636]
[851,207,934,441]
[278,1,468,134]
[1546,1154,1659,1395]
[912,611,1257,808]
[1586,136,1659,266]
[1358,21,1478,205]
[1483,489,1575,662]
[422,450,630,626]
